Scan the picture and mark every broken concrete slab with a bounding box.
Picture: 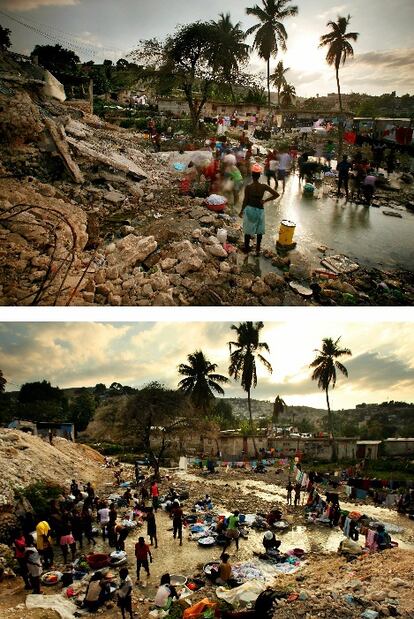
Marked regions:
[44,118,84,184]
[66,136,147,180]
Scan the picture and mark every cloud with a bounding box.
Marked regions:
[317,5,349,20]
[0,0,80,10]
[345,352,414,390]
[341,47,414,93]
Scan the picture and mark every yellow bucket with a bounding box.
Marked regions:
[278,220,296,246]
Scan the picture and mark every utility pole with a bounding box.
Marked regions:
[89,79,93,115]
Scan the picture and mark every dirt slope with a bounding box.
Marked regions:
[0,428,105,508]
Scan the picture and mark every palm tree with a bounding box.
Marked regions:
[319,14,359,157]
[246,0,298,107]
[272,394,286,425]
[228,322,272,454]
[178,350,229,415]
[0,370,6,393]
[270,60,289,105]
[280,82,296,107]
[210,13,250,102]
[310,337,352,461]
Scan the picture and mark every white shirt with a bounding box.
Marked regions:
[278,153,292,170]
[98,507,110,524]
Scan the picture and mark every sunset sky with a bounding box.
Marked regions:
[0,0,413,96]
[1,320,413,410]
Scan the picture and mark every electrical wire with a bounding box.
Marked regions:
[0,9,126,58]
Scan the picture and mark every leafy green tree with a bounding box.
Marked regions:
[246,0,298,107]
[94,383,107,395]
[270,60,289,105]
[178,350,229,414]
[310,337,352,461]
[209,13,250,102]
[319,15,359,157]
[132,18,251,133]
[30,44,80,75]
[18,380,68,422]
[70,391,96,432]
[210,400,236,429]
[228,322,272,454]
[0,24,12,51]
[122,382,193,478]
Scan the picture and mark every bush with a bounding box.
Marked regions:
[17,481,64,520]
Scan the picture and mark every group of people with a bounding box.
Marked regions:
[336,154,378,204]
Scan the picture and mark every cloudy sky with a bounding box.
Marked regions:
[1,321,413,410]
[0,0,413,96]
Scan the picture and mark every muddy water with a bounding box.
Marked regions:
[239,173,414,272]
[179,472,414,551]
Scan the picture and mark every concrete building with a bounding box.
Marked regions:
[356,440,382,460]
[8,420,75,441]
[383,438,414,457]
[200,432,358,461]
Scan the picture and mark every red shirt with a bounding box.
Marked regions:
[151,483,159,497]
[14,536,26,559]
[135,543,150,560]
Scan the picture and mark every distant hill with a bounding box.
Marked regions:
[221,398,326,424]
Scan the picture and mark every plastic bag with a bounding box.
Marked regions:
[217,229,227,244]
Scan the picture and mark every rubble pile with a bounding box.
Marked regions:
[272,549,414,618]
[0,429,105,510]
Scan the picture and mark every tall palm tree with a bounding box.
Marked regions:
[178,350,229,415]
[246,0,298,107]
[319,14,359,157]
[228,322,272,454]
[280,82,296,107]
[310,337,352,461]
[210,13,250,101]
[0,369,6,393]
[272,394,286,425]
[270,60,289,105]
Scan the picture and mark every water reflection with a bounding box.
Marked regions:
[251,174,414,271]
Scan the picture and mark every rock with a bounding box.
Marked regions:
[207,244,227,258]
[94,270,106,285]
[95,283,112,297]
[199,215,216,225]
[251,279,271,297]
[106,266,119,280]
[141,283,153,297]
[104,190,126,204]
[109,234,157,267]
[149,273,170,292]
[82,291,95,303]
[192,229,202,239]
[108,293,122,306]
[153,292,176,306]
[389,578,408,588]
[160,258,178,271]
[263,272,285,289]
[220,262,231,273]
[176,257,203,275]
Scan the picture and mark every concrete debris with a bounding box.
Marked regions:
[44,118,84,184]
[66,136,147,180]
